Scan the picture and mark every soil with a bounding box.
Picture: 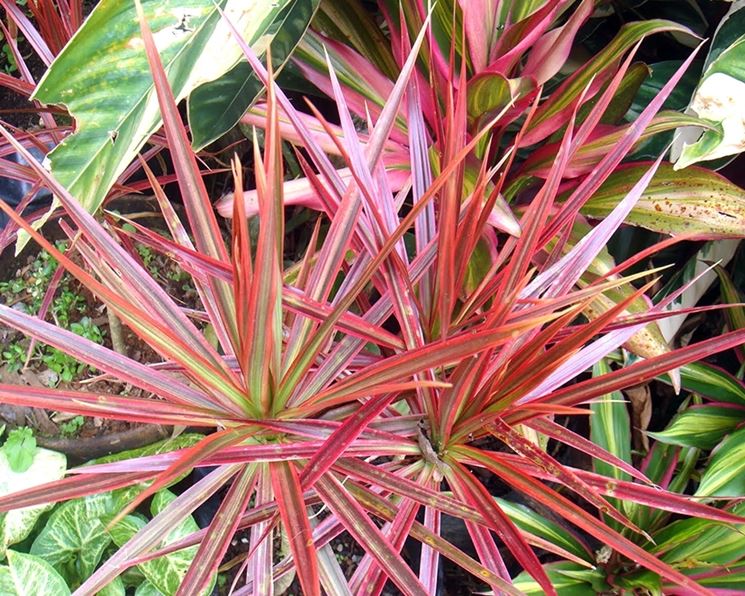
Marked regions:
[0,196,198,463]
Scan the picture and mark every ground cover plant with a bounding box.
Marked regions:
[0,0,744,594]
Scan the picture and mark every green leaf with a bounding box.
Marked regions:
[657,502,745,567]
[30,493,119,587]
[188,0,319,149]
[32,0,295,215]
[0,551,71,596]
[581,163,745,237]
[98,577,126,596]
[677,362,745,405]
[2,428,36,473]
[648,406,744,450]
[109,490,202,595]
[0,448,67,557]
[495,498,592,563]
[697,427,745,497]
[513,561,607,595]
[674,3,745,168]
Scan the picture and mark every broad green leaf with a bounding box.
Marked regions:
[0,551,71,596]
[32,0,295,215]
[696,427,745,497]
[674,2,745,168]
[648,406,743,450]
[188,0,319,149]
[581,163,745,237]
[513,561,607,595]
[109,490,202,595]
[30,493,119,587]
[0,448,66,557]
[495,498,592,563]
[2,427,36,473]
[590,361,632,480]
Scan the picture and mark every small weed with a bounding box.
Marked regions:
[58,415,85,437]
[2,342,27,373]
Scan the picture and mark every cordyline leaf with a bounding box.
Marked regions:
[177,465,256,596]
[446,461,555,594]
[0,384,229,427]
[0,472,155,512]
[344,479,521,595]
[513,329,745,417]
[315,474,428,596]
[500,452,745,526]
[581,163,745,238]
[522,19,695,146]
[0,304,222,413]
[521,111,711,179]
[271,462,320,596]
[0,128,248,416]
[31,0,299,216]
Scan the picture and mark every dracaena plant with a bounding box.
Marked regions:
[0,6,745,596]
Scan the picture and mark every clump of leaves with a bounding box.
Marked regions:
[0,4,743,596]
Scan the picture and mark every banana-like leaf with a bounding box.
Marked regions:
[0,551,70,596]
[581,163,745,238]
[674,2,745,168]
[0,448,66,557]
[32,0,302,215]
